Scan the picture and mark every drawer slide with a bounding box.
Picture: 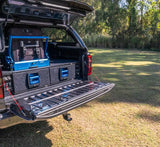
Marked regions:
[10,81,115,120]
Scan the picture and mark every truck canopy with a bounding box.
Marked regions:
[0,0,94,24]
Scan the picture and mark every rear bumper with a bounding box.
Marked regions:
[0,81,115,128]
[0,114,35,129]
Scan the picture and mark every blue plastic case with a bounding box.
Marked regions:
[7,36,49,71]
[14,59,49,71]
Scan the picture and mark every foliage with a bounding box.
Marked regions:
[72,0,160,49]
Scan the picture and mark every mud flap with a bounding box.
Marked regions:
[10,81,115,120]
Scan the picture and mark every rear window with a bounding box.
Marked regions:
[42,28,75,43]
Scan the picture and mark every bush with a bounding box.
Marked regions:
[82,33,160,50]
[83,34,113,48]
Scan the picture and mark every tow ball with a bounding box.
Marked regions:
[63,112,72,122]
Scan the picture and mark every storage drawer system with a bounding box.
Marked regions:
[3,61,77,95]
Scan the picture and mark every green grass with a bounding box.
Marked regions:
[1,48,160,147]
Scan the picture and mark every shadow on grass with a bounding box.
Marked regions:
[0,121,52,147]
[137,110,160,122]
[90,49,160,106]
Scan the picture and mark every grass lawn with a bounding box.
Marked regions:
[1,48,160,147]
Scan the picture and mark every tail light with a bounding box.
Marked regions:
[0,68,4,99]
[88,54,92,76]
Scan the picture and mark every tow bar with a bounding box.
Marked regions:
[63,112,72,122]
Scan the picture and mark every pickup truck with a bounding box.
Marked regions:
[0,0,115,129]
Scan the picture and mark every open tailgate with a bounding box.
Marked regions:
[9,80,115,120]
